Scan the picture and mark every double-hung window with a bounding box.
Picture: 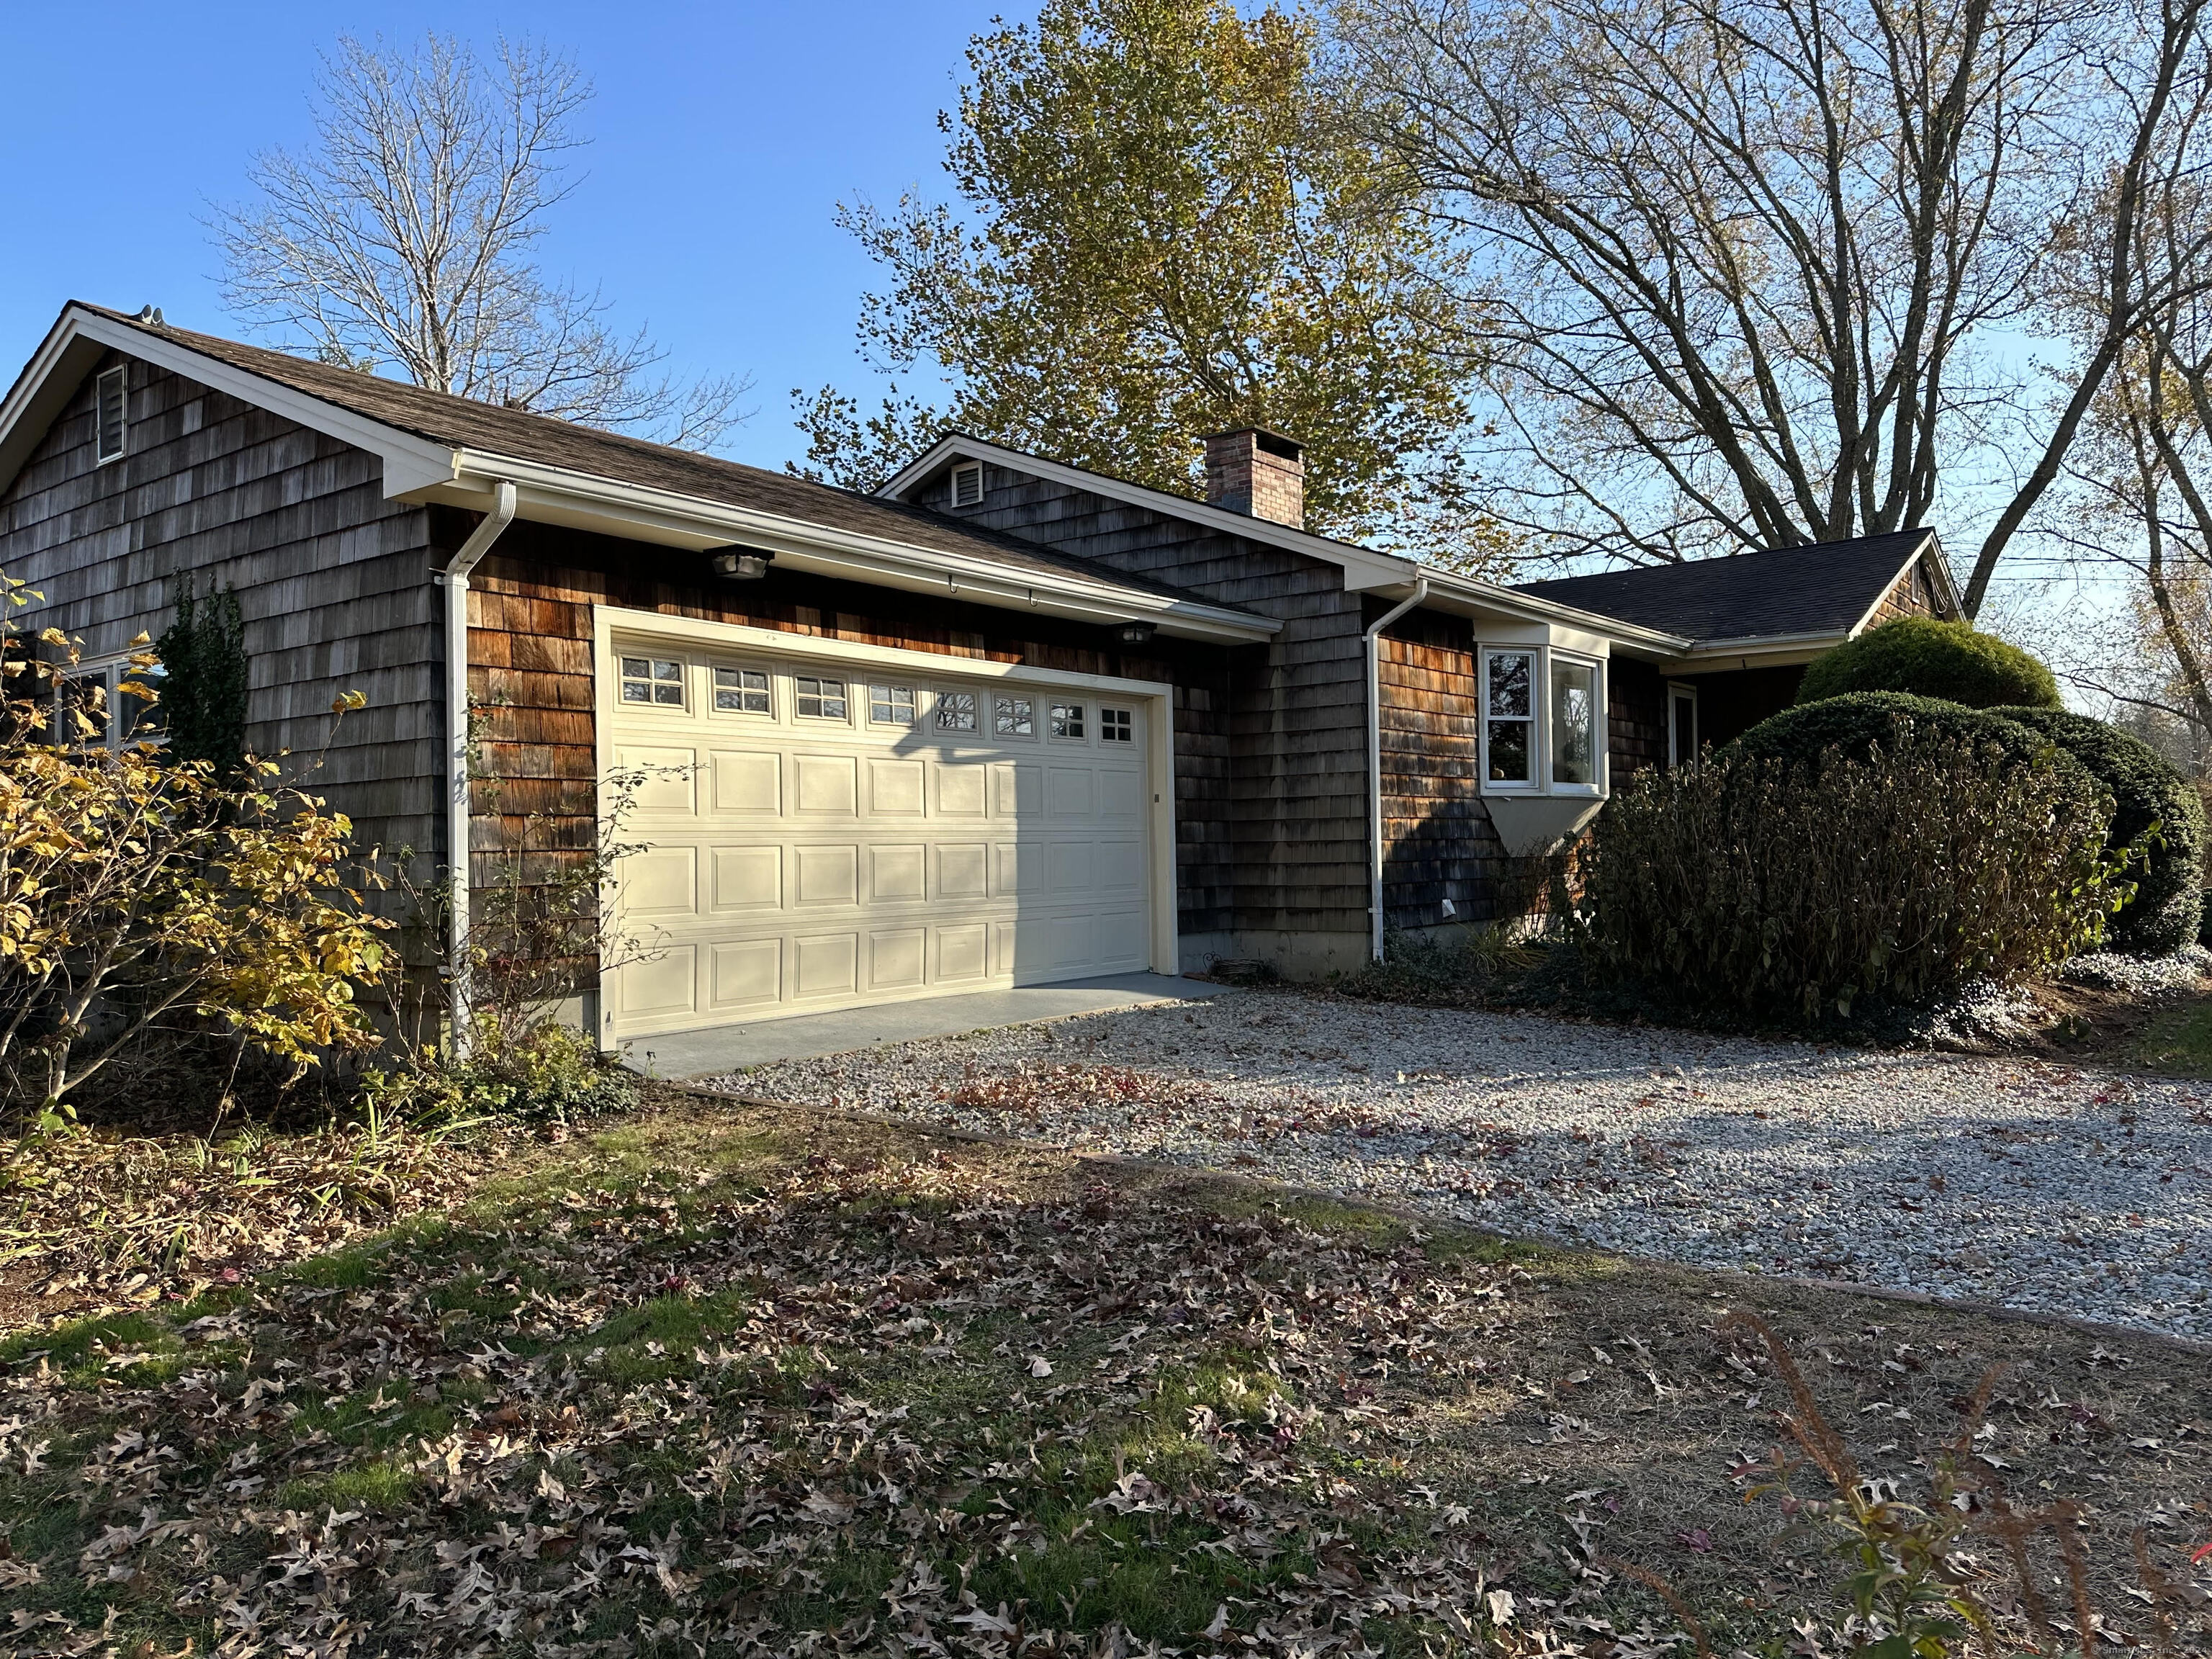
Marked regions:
[1482,650,1537,788]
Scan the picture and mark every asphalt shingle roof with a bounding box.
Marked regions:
[78,305,1236,612]
[1509,531,1941,643]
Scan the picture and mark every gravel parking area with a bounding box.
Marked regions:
[712,989,2212,1341]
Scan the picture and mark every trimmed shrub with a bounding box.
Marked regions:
[1795,616,2060,709]
[1990,706,2206,956]
[1727,691,2074,777]
[1581,721,2121,1021]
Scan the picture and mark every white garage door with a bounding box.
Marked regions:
[603,637,1156,1040]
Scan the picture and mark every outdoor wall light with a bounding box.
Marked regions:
[1115,620,1157,647]
[712,550,773,580]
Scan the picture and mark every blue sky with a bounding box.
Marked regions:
[0,1,1003,473]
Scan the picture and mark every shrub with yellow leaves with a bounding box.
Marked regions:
[0,573,390,1128]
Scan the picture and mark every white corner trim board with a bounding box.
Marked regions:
[439,480,518,1057]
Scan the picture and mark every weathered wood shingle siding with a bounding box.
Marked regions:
[1609,658,1668,773]
[1376,616,1511,930]
[0,349,444,863]
[927,464,1371,948]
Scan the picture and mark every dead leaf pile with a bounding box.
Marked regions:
[0,1143,1732,1658]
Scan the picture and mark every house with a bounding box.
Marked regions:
[0,302,1961,1048]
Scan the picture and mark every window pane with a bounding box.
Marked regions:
[1050,701,1085,739]
[652,660,682,683]
[1101,707,1133,742]
[936,690,978,730]
[714,667,770,713]
[621,657,651,680]
[994,696,1034,737]
[622,680,652,702]
[871,684,917,725]
[1672,694,1696,766]
[1551,660,1597,786]
[1488,652,1532,718]
[121,665,166,742]
[1487,720,1530,783]
[796,675,848,719]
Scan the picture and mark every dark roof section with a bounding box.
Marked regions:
[1509,531,1943,643]
[77,305,1239,612]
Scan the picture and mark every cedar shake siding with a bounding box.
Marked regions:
[920,460,1372,957]
[0,349,442,863]
[1375,616,1508,931]
[452,517,1233,980]
[1609,657,1668,773]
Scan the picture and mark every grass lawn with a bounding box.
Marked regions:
[2,1091,2208,1657]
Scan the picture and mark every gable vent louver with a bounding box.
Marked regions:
[950,462,985,508]
[94,366,127,464]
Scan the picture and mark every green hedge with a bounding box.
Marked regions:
[1796,616,2060,709]
[1583,721,2120,1021]
[1727,691,2077,778]
[1990,707,2205,956]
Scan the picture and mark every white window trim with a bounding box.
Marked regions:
[1479,647,1541,795]
[1666,680,1700,769]
[709,663,774,718]
[1479,644,1609,799]
[93,365,127,465]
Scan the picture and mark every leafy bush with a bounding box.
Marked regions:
[155,574,250,772]
[1795,616,2060,709]
[0,585,388,1126]
[1992,706,2206,956]
[1581,721,2122,1020]
[367,1023,632,1125]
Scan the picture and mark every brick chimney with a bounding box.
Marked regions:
[1203,428,1304,528]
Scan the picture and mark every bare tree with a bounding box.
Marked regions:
[214,33,750,451]
[1329,0,2212,611]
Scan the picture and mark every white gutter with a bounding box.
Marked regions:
[439,480,517,1058]
[1364,577,1429,963]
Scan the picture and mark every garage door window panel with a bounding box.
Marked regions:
[935,690,979,732]
[713,667,771,715]
[623,657,686,706]
[871,684,917,727]
[1050,701,1086,741]
[1100,707,1133,743]
[994,696,1035,738]
[796,676,849,720]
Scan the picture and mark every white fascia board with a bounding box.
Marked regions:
[1675,630,1849,671]
[446,449,1280,645]
[881,433,1421,591]
[0,306,461,500]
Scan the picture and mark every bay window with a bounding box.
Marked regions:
[1479,645,1606,797]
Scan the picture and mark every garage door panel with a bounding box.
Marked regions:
[870,844,927,902]
[621,944,698,1020]
[623,847,696,917]
[868,927,927,990]
[993,762,1042,817]
[711,845,781,911]
[1100,769,1143,817]
[794,844,859,906]
[711,750,781,814]
[869,757,926,816]
[936,765,988,817]
[608,644,1157,1039]
[794,932,859,997]
[621,746,698,814]
[940,843,987,898]
[710,940,781,1008]
[794,753,858,814]
[937,923,989,983]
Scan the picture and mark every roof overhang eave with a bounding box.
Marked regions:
[1365,570,1697,654]
[1673,629,1851,670]
[436,453,1281,644]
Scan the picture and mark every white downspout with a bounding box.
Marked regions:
[1364,577,1429,963]
[441,480,518,1058]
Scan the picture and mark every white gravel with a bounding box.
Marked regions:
[708,990,2212,1342]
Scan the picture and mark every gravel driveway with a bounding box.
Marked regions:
[709,990,2212,1341]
